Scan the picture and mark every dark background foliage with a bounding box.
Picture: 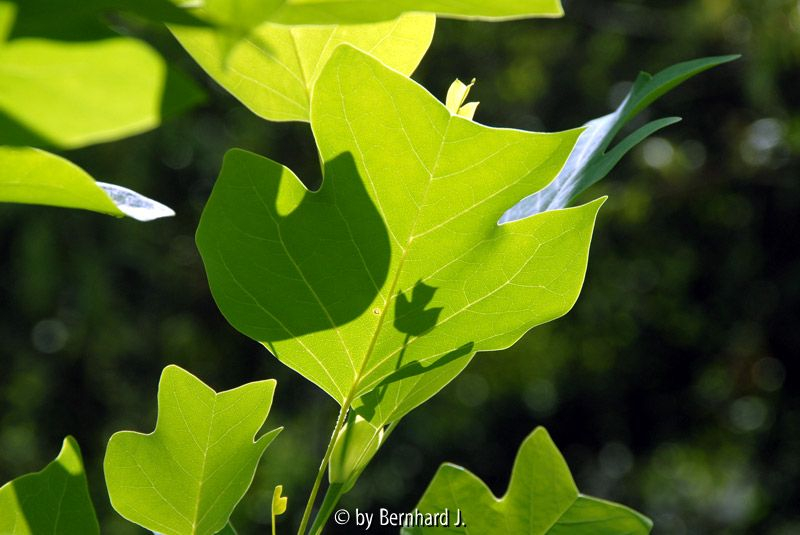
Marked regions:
[1,0,798,533]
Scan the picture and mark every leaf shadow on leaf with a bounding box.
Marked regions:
[354,342,474,422]
[199,149,393,343]
[358,280,447,415]
[1,438,100,534]
[394,280,443,338]
[0,110,50,147]
[12,463,89,532]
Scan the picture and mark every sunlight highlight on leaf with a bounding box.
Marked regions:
[104,365,282,535]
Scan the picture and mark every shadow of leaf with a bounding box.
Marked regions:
[354,341,474,421]
[197,150,392,342]
[394,280,442,338]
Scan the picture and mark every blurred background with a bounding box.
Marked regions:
[1,0,798,533]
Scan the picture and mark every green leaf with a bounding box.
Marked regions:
[271,485,287,535]
[2,0,209,42]
[233,0,563,25]
[104,365,282,535]
[171,13,436,122]
[445,78,479,119]
[500,55,739,221]
[272,485,287,516]
[197,45,600,428]
[0,37,204,149]
[329,415,384,492]
[178,0,561,31]
[0,146,175,220]
[402,428,652,535]
[0,436,100,535]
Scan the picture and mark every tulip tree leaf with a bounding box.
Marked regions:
[172,0,566,123]
[0,36,204,149]
[0,146,175,220]
[403,428,652,535]
[251,0,564,25]
[171,13,436,122]
[197,45,601,427]
[104,365,282,535]
[185,0,562,28]
[0,437,100,535]
[500,55,739,222]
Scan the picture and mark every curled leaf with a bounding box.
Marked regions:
[0,146,174,221]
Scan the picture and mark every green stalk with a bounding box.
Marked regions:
[297,403,350,535]
[309,483,346,535]
[307,420,401,533]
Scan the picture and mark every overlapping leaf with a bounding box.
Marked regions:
[0,146,174,220]
[185,0,562,28]
[0,436,100,535]
[1,0,208,42]
[403,428,652,535]
[197,45,601,427]
[0,36,203,148]
[501,55,739,221]
[104,365,282,535]
[172,0,566,123]
[171,13,435,122]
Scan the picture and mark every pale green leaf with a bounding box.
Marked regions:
[230,0,563,25]
[171,13,435,122]
[329,415,384,491]
[272,485,287,516]
[0,146,175,220]
[500,55,739,222]
[445,78,473,113]
[402,428,652,535]
[0,37,204,149]
[445,78,479,119]
[104,365,282,535]
[178,0,561,34]
[197,46,599,428]
[271,486,287,535]
[0,436,100,535]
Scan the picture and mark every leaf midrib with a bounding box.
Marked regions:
[335,58,454,408]
[189,391,217,534]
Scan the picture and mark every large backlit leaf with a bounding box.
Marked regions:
[500,55,739,222]
[188,0,562,28]
[0,37,204,149]
[104,365,282,535]
[0,437,100,535]
[403,428,652,535]
[197,46,600,427]
[171,13,435,122]
[0,146,175,220]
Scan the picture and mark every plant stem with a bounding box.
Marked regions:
[307,419,401,533]
[309,483,345,535]
[297,403,350,535]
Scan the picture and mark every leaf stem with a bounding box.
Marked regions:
[308,483,345,535]
[297,402,350,535]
